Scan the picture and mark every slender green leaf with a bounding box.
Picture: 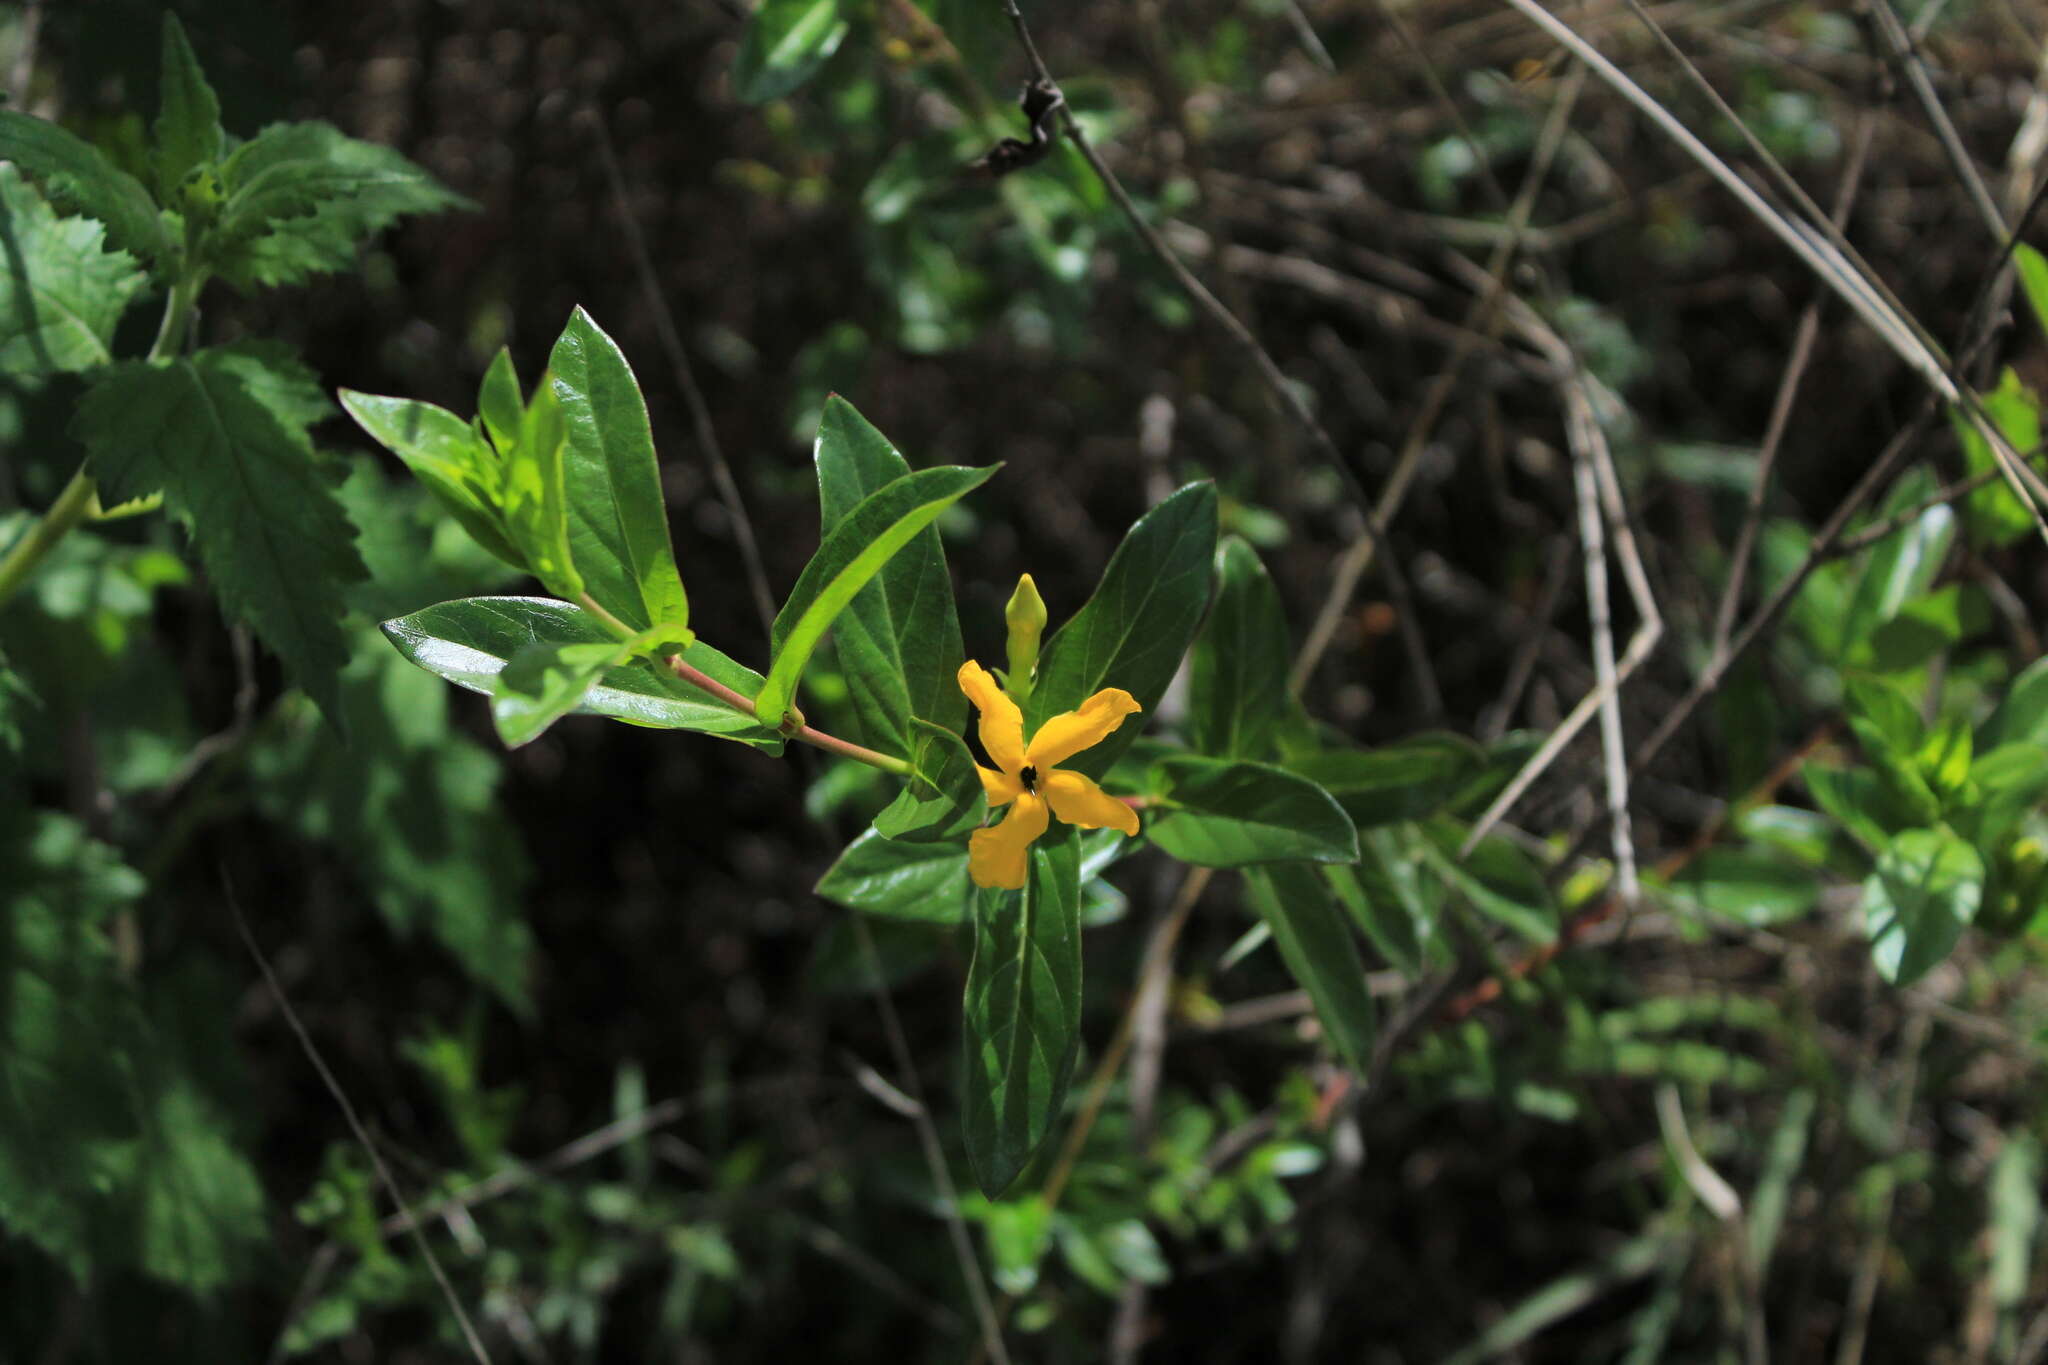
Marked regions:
[1864,827,1984,985]
[338,390,522,568]
[154,15,223,200]
[382,596,783,750]
[550,308,691,636]
[1991,1134,2041,1314]
[0,164,146,375]
[1146,754,1358,867]
[1662,849,1819,927]
[816,828,972,922]
[1331,825,1441,972]
[733,0,851,103]
[1839,470,1954,655]
[73,343,364,724]
[962,829,1082,1196]
[477,346,523,455]
[1440,1231,1684,1365]
[1288,733,1485,829]
[814,395,965,755]
[1420,820,1557,941]
[501,379,583,601]
[1748,1089,1815,1271]
[2015,243,2048,340]
[760,464,998,725]
[0,110,175,266]
[1189,537,1289,758]
[1026,483,1218,777]
[1242,864,1376,1071]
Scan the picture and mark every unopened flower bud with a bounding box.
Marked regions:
[1004,573,1047,702]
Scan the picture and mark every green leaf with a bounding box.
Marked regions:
[1026,483,1219,777]
[962,829,1082,1196]
[1288,733,1486,829]
[813,396,966,756]
[733,0,851,103]
[1188,537,1289,758]
[2015,243,2048,340]
[873,718,985,842]
[73,343,365,724]
[1950,369,2042,549]
[0,164,146,375]
[212,121,469,289]
[1419,820,1557,941]
[338,390,523,568]
[490,638,634,748]
[1662,849,1820,927]
[1843,674,1942,825]
[499,380,583,602]
[549,308,691,636]
[477,347,523,454]
[1804,762,1902,853]
[0,110,175,266]
[1863,827,1984,985]
[1330,825,1441,972]
[816,828,972,922]
[1242,864,1376,1071]
[1988,654,2048,748]
[1959,743,2048,848]
[154,14,224,200]
[382,596,783,750]
[1839,470,1954,655]
[1146,754,1358,867]
[760,463,998,725]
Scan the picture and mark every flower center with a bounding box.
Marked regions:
[1019,764,1039,793]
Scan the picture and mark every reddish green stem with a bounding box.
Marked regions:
[664,654,912,777]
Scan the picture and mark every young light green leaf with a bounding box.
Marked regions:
[1803,761,1902,853]
[1987,654,2048,749]
[963,828,1083,1197]
[1839,470,1954,655]
[550,308,690,636]
[1949,369,2042,549]
[338,389,522,568]
[73,343,364,724]
[212,121,470,289]
[0,111,175,266]
[477,347,524,455]
[733,0,851,103]
[499,381,584,602]
[1242,863,1376,1072]
[1288,733,1487,830]
[1147,755,1358,867]
[814,395,966,756]
[0,164,146,375]
[1026,483,1218,777]
[816,828,972,922]
[2015,243,2048,341]
[490,638,634,748]
[760,463,999,725]
[382,596,783,750]
[1864,827,1984,985]
[154,14,224,201]
[1189,537,1290,759]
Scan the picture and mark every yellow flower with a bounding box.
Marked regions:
[957,660,1142,890]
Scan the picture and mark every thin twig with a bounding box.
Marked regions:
[664,654,912,775]
[1570,390,1638,906]
[226,882,495,1365]
[1865,0,2010,244]
[583,104,778,642]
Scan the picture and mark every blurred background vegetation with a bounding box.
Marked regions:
[5,0,2048,1359]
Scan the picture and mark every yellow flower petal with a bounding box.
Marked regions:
[976,763,1023,807]
[1040,769,1140,836]
[1025,688,1142,769]
[967,792,1048,890]
[957,660,1026,776]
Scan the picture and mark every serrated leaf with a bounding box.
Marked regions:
[1242,863,1376,1072]
[733,0,851,103]
[154,14,224,200]
[1288,733,1486,829]
[338,389,523,568]
[963,829,1082,1196]
[1025,483,1218,778]
[212,121,469,289]
[1146,754,1358,867]
[490,638,634,748]
[1864,827,1983,985]
[72,343,364,724]
[549,308,690,636]
[0,164,147,375]
[0,110,175,266]
[814,395,966,756]
[760,463,998,725]
[381,595,783,750]
[1189,537,1289,759]
[816,827,972,922]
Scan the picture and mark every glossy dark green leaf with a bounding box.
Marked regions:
[816,828,971,922]
[0,165,146,376]
[1026,483,1218,778]
[963,829,1082,1196]
[73,344,364,724]
[549,308,691,636]
[1189,537,1289,759]
[339,390,523,568]
[761,463,998,725]
[814,396,965,756]
[1242,863,1376,1072]
[490,638,633,748]
[1864,827,1983,985]
[1289,733,1485,829]
[1146,754,1358,867]
[733,0,850,103]
[873,718,985,842]
[153,15,223,200]
[0,110,174,266]
[382,596,782,750]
